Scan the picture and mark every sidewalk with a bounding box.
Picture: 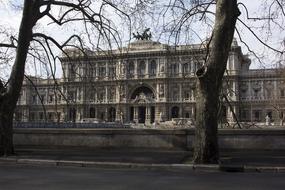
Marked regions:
[0,147,284,173]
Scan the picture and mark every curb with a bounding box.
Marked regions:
[0,157,284,173]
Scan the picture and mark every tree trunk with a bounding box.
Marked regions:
[0,101,14,156]
[0,0,38,156]
[193,0,240,164]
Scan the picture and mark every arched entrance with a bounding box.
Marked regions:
[130,85,155,124]
[89,107,95,118]
[138,106,146,123]
[108,107,116,122]
[69,108,76,122]
[171,106,179,118]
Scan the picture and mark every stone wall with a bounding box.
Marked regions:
[13,128,285,150]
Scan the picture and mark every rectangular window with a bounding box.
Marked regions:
[99,67,106,77]
[108,67,116,78]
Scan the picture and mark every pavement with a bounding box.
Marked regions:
[0,147,285,173]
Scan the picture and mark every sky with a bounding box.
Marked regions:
[0,0,284,78]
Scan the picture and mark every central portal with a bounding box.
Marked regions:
[138,106,146,123]
[130,85,156,124]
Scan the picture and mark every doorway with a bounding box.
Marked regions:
[138,106,146,123]
[150,106,155,123]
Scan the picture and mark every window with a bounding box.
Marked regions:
[172,89,179,100]
[89,67,96,78]
[99,66,106,77]
[170,64,178,75]
[108,66,116,79]
[69,65,76,79]
[253,89,259,98]
[30,112,35,121]
[68,91,76,101]
[253,110,261,121]
[90,107,95,118]
[183,63,190,74]
[185,112,190,118]
[150,60,156,76]
[171,106,179,118]
[241,109,248,120]
[48,112,53,121]
[128,61,134,77]
[138,61,145,76]
[184,91,190,100]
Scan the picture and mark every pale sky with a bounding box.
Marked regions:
[0,0,284,77]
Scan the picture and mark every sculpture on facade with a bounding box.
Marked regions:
[265,114,271,126]
[133,28,152,40]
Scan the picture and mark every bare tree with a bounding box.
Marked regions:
[0,0,127,156]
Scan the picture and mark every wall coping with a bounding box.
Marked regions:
[13,128,285,135]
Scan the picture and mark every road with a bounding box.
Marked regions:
[0,164,284,190]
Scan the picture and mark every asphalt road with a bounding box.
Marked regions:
[0,164,284,190]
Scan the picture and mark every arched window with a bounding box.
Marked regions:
[185,112,190,118]
[89,107,95,118]
[108,107,116,122]
[150,60,156,76]
[69,108,76,122]
[171,106,179,118]
[128,61,134,78]
[183,63,190,74]
[138,60,145,77]
[170,63,178,75]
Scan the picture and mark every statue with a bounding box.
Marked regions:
[265,115,271,126]
[133,28,152,40]
[120,111,124,123]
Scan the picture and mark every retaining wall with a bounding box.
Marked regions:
[13,128,285,150]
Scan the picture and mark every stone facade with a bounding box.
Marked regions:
[15,40,285,125]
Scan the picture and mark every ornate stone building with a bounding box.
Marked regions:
[15,40,285,125]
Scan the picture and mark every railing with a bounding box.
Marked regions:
[13,122,130,128]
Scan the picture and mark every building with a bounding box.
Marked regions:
[15,39,285,125]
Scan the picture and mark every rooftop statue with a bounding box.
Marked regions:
[133,28,152,40]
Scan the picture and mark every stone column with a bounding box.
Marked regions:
[145,106,151,124]
[273,80,277,98]
[116,85,120,103]
[191,106,195,118]
[247,81,251,100]
[156,83,159,100]
[190,89,194,101]
[179,62,183,77]
[105,62,108,80]
[95,63,98,80]
[134,59,138,79]
[261,81,264,100]
[134,106,138,123]
[115,106,120,122]
[145,59,149,78]
[179,84,182,101]
[105,86,108,103]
